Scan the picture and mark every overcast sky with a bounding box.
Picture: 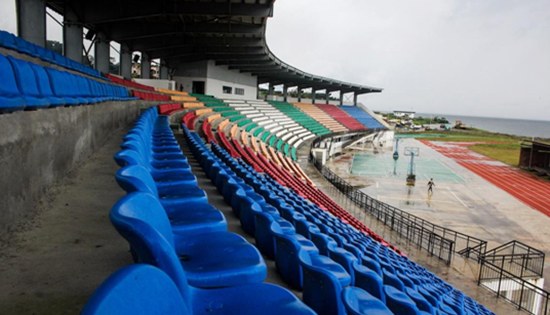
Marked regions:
[1,0,548,120]
[266,0,550,120]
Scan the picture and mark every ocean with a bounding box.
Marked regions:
[418,113,550,139]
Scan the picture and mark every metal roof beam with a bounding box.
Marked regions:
[110,23,264,41]
[78,2,274,25]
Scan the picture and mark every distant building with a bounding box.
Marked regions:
[393,110,416,119]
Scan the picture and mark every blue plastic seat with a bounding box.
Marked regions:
[82,264,191,315]
[341,286,393,315]
[0,54,25,112]
[298,250,352,315]
[384,285,424,315]
[271,221,319,289]
[0,30,18,50]
[29,63,66,106]
[114,149,196,188]
[7,56,50,109]
[115,165,206,213]
[405,286,436,315]
[353,262,386,303]
[111,192,267,288]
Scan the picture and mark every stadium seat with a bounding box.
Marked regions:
[82,264,190,315]
[341,286,393,315]
[298,249,352,315]
[0,53,25,111]
[110,192,267,288]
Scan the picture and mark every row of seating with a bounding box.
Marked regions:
[0,30,102,78]
[131,89,171,101]
[292,102,349,133]
[269,100,331,136]
[316,104,366,131]
[105,74,155,91]
[83,107,315,314]
[1,53,132,112]
[341,105,385,129]
[185,117,495,315]
[191,95,303,160]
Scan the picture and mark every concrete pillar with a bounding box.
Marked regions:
[267,83,274,100]
[353,93,358,105]
[120,43,132,79]
[297,86,302,102]
[325,90,330,103]
[141,52,151,79]
[63,7,83,62]
[339,91,344,106]
[94,32,110,73]
[282,85,287,102]
[16,0,46,47]
[160,60,168,79]
[312,89,316,104]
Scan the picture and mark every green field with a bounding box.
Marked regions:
[399,129,522,166]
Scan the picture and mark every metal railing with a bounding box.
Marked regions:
[479,260,549,315]
[481,240,545,279]
[309,132,489,264]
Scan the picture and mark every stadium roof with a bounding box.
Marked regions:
[47,0,382,94]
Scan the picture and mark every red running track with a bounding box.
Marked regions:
[420,140,550,217]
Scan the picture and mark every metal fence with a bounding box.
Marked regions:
[479,260,549,315]
[481,240,545,279]
[314,156,489,265]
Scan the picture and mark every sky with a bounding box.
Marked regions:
[266,0,550,120]
[1,0,548,120]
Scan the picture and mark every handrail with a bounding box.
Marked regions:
[479,260,549,315]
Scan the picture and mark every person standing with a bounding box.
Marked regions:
[427,178,435,194]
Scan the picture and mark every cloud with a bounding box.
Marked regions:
[267,0,550,120]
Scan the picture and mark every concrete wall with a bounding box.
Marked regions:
[0,101,148,240]
[133,79,175,90]
[172,60,257,100]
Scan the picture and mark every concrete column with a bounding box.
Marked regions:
[120,43,132,79]
[312,89,316,104]
[325,90,330,103]
[297,86,302,102]
[353,93,358,105]
[141,52,151,79]
[339,91,344,105]
[159,60,168,79]
[94,32,110,73]
[282,85,288,102]
[268,83,274,100]
[16,0,46,47]
[63,7,83,62]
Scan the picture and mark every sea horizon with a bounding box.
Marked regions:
[414,112,550,139]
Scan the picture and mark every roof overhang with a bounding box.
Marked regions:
[46,0,382,94]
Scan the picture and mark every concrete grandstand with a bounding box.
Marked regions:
[1,1,548,314]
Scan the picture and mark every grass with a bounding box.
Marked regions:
[400,129,523,166]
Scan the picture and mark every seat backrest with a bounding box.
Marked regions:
[353,262,386,303]
[114,149,147,168]
[341,286,392,315]
[81,264,191,315]
[30,63,55,97]
[0,54,21,96]
[384,285,421,315]
[115,165,159,196]
[110,193,192,302]
[7,56,41,97]
[110,191,173,246]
